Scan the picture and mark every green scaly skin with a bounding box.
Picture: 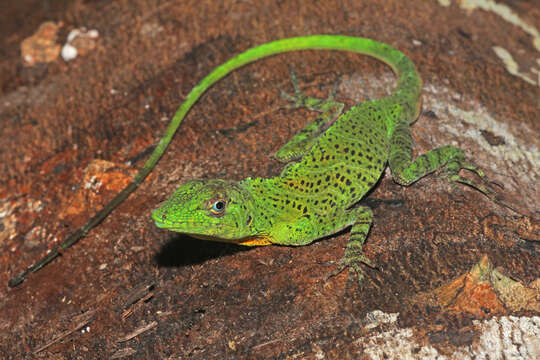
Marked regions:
[9,35,496,287]
[151,35,495,283]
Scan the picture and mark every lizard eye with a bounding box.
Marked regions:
[210,200,226,215]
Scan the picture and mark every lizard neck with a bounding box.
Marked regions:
[239,177,296,239]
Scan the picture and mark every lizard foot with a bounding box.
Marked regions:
[279,67,306,109]
[444,156,505,204]
[325,253,375,286]
[279,67,341,111]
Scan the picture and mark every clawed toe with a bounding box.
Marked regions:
[324,255,373,285]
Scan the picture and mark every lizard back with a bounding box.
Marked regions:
[274,100,391,212]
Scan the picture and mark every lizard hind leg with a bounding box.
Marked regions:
[274,68,344,162]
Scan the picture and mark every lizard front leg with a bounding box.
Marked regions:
[271,204,374,284]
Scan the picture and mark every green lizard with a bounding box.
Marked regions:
[9,35,496,287]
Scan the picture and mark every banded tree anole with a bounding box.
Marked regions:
[9,35,502,287]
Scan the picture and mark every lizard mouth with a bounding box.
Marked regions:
[152,218,174,229]
[153,217,270,245]
[152,214,239,238]
[153,219,226,231]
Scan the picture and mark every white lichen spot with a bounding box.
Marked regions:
[492,46,537,85]
[440,0,540,85]
[421,83,539,212]
[424,83,540,184]
[364,310,399,330]
[358,312,539,359]
[140,22,164,38]
[67,29,81,43]
[473,316,540,359]
[61,43,78,62]
[314,348,325,359]
[62,27,99,62]
[84,175,102,190]
[460,0,540,51]
[87,29,99,38]
[361,323,440,359]
[0,200,22,243]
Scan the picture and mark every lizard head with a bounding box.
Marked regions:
[152,179,260,243]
